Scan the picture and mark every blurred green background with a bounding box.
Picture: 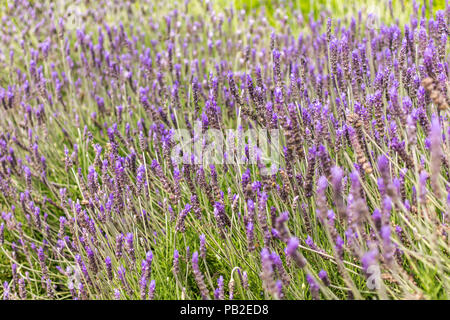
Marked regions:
[231,0,446,15]
[198,0,447,32]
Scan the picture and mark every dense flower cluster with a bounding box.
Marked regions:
[0,0,449,300]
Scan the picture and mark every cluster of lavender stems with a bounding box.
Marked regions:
[0,0,449,300]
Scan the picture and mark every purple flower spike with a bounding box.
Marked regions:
[318,270,330,286]
[126,233,135,262]
[199,234,206,258]
[105,256,113,280]
[148,280,156,300]
[306,274,320,299]
[173,249,180,274]
[286,237,299,256]
[192,251,209,300]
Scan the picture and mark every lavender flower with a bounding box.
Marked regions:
[105,256,113,281]
[3,281,10,300]
[286,237,306,268]
[199,234,206,259]
[215,276,225,300]
[173,249,180,275]
[114,289,121,300]
[125,233,135,262]
[148,280,156,300]
[306,274,320,300]
[246,222,255,252]
[175,203,192,233]
[318,270,330,286]
[115,234,124,259]
[192,252,210,300]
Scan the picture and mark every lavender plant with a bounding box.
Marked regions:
[0,0,449,300]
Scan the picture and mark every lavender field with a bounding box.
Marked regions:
[0,0,449,300]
